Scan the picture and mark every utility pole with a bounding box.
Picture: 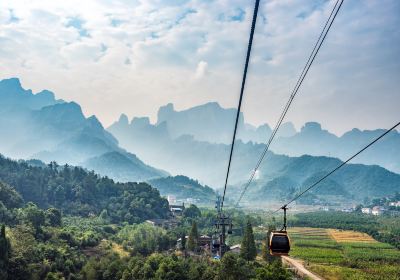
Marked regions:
[281,205,288,231]
[214,195,233,257]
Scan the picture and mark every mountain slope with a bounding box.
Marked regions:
[0,78,165,182]
[148,175,216,203]
[84,151,167,182]
[154,102,295,143]
[109,102,400,174]
[247,155,400,204]
[0,154,169,222]
[107,110,400,204]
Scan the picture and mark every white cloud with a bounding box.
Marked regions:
[0,0,399,134]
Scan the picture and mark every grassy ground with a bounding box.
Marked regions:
[288,227,400,280]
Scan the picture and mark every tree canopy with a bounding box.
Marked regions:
[240,220,257,261]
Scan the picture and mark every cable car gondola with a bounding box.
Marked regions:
[269,206,291,256]
[269,231,290,255]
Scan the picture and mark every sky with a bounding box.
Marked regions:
[0,0,399,135]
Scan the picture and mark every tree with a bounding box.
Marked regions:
[183,205,201,219]
[180,233,186,251]
[154,256,186,280]
[254,261,291,280]
[0,182,23,209]
[99,209,110,223]
[240,220,257,261]
[21,202,45,234]
[261,240,268,262]
[0,224,10,279]
[187,222,199,252]
[45,208,62,227]
[216,253,253,280]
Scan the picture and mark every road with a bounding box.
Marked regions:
[281,256,324,280]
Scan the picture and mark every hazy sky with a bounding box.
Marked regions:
[0,0,399,135]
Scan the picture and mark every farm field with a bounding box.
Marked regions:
[288,227,400,280]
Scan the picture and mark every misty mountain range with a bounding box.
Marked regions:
[112,102,400,174]
[0,78,164,182]
[108,99,400,204]
[1,77,399,205]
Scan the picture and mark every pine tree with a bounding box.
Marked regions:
[187,221,199,252]
[240,220,257,261]
[261,240,268,262]
[180,232,186,251]
[0,224,10,279]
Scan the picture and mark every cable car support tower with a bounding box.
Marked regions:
[214,196,233,257]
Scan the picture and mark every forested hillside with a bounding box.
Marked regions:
[0,155,169,223]
[148,175,216,204]
[0,155,291,279]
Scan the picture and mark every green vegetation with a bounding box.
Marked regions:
[292,211,400,249]
[0,155,169,223]
[148,175,216,204]
[0,155,291,279]
[0,225,10,279]
[187,221,199,252]
[115,224,173,255]
[183,204,202,219]
[79,251,290,280]
[240,221,257,261]
[289,227,400,280]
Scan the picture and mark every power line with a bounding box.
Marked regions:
[273,121,400,213]
[221,0,260,210]
[235,0,344,207]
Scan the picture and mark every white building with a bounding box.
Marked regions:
[341,208,354,213]
[372,206,386,216]
[361,208,372,214]
[167,195,176,205]
[186,198,197,204]
[389,201,400,207]
[230,244,241,254]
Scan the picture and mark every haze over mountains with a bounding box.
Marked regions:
[0,78,164,182]
[108,102,400,204]
[109,102,400,177]
[1,77,399,205]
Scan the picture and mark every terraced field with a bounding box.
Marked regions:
[328,229,376,243]
[288,227,400,280]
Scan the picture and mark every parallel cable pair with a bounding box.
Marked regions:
[235,0,345,207]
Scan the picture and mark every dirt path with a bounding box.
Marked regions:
[282,256,324,280]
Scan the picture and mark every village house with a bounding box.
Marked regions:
[371,206,386,216]
[361,207,372,214]
[176,235,212,250]
[389,201,400,207]
[146,218,178,229]
[170,203,185,217]
[230,244,241,254]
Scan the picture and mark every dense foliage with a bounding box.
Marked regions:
[0,155,169,223]
[80,252,290,280]
[0,154,292,279]
[115,224,173,255]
